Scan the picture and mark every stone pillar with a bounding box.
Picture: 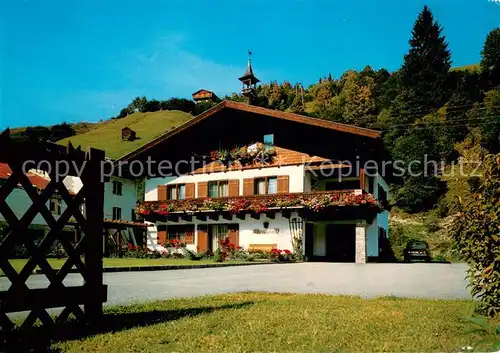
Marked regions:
[355,220,367,264]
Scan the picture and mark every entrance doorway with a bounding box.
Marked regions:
[326,224,355,262]
[308,223,356,262]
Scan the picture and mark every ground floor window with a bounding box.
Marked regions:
[211,224,228,250]
[167,225,194,242]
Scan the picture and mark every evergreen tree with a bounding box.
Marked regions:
[395,5,452,118]
[480,28,500,88]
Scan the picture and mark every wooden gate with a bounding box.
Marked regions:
[0,130,107,344]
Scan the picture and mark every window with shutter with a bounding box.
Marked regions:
[167,184,186,200]
[227,224,239,247]
[185,183,195,199]
[208,180,229,197]
[243,178,254,195]
[254,176,280,195]
[277,175,289,193]
[166,225,195,244]
[228,179,240,196]
[157,185,167,201]
[198,181,208,198]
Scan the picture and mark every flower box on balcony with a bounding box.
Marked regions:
[136,190,382,218]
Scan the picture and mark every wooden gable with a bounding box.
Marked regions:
[119,101,386,177]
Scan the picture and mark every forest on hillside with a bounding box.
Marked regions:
[224,6,500,217]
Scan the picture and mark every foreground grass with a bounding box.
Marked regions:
[3,258,253,275]
[51,293,498,352]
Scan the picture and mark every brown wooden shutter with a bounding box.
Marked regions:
[228,179,240,196]
[157,230,167,246]
[157,185,167,201]
[197,226,208,253]
[359,169,365,190]
[243,178,254,195]
[185,183,195,199]
[198,181,208,198]
[277,175,289,194]
[227,224,239,246]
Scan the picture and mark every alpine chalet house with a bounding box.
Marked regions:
[127,59,389,263]
[192,89,220,104]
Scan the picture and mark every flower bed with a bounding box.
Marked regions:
[135,191,381,217]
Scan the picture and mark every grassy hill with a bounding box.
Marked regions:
[59,110,193,159]
[451,63,481,72]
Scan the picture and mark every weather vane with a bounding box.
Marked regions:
[248,49,252,60]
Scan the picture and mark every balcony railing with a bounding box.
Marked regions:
[136,189,382,217]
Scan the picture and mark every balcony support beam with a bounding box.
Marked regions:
[196,214,207,222]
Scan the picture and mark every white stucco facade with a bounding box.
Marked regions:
[147,211,299,253]
[145,165,305,201]
[63,175,140,222]
[144,165,390,262]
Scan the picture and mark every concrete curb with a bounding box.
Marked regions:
[33,261,275,274]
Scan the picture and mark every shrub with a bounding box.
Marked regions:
[183,248,207,261]
[110,245,163,259]
[248,249,269,260]
[269,249,294,263]
[424,215,441,233]
[451,154,500,316]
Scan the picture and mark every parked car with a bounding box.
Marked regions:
[404,240,431,262]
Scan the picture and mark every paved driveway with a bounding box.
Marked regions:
[0,263,470,306]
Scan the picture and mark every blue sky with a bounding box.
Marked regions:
[0,0,499,129]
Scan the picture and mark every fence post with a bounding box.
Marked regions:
[83,148,105,322]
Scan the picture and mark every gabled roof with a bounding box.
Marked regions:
[192,89,216,96]
[118,100,381,161]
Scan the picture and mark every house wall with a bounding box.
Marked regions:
[0,187,68,226]
[366,173,390,258]
[147,211,299,252]
[64,175,138,222]
[145,164,305,200]
[143,167,390,261]
[104,176,138,221]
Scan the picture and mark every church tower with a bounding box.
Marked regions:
[238,50,260,104]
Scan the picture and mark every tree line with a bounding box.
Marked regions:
[113,96,216,119]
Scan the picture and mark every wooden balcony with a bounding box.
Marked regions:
[136,190,382,222]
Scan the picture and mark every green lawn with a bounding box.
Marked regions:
[51,293,499,352]
[58,110,192,159]
[3,258,253,275]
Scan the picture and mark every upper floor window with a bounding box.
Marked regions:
[378,185,387,204]
[208,180,228,198]
[49,196,61,216]
[112,207,122,221]
[112,180,123,195]
[168,184,185,200]
[264,134,274,147]
[254,176,277,195]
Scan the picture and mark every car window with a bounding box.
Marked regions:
[410,241,428,249]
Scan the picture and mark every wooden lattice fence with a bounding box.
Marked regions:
[0,130,107,345]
